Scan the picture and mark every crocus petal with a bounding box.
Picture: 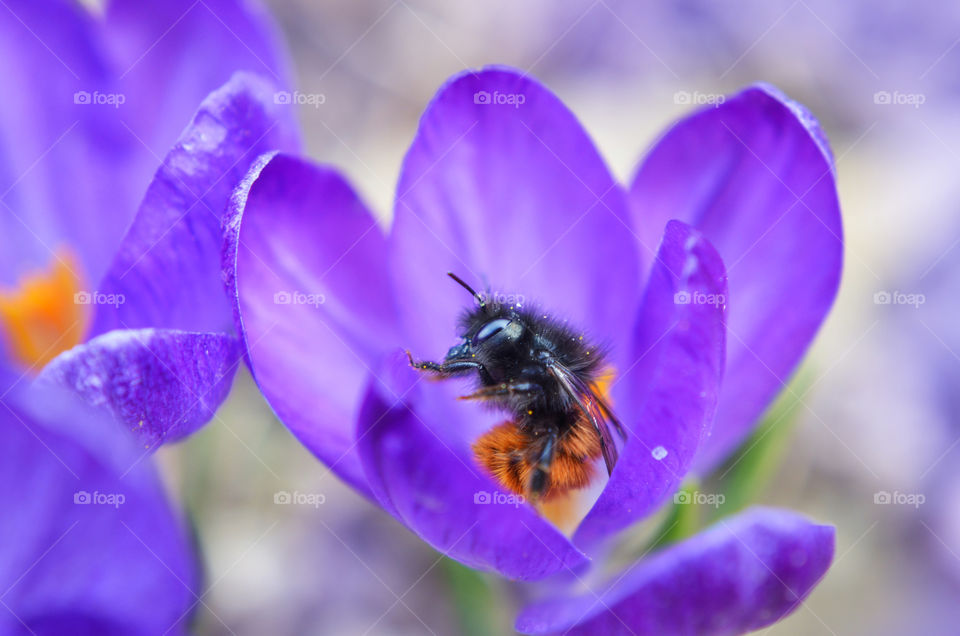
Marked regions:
[574,221,726,548]
[89,72,300,337]
[0,0,292,287]
[103,0,293,171]
[225,153,398,493]
[517,508,835,635]
[356,353,589,581]
[36,329,240,449]
[0,0,132,284]
[629,85,842,472]
[0,373,197,634]
[389,66,641,364]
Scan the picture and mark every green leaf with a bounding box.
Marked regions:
[644,481,704,552]
[708,373,811,519]
[440,557,509,636]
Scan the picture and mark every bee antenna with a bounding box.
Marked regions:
[447,272,485,307]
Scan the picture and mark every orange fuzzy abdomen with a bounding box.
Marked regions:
[472,415,603,500]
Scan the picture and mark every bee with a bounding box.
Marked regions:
[407,273,626,502]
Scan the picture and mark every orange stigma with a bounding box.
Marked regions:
[0,252,89,370]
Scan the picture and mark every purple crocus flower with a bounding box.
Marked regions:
[0,0,300,446]
[1,3,297,632]
[0,0,291,296]
[37,69,300,447]
[225,67,842,632]
[0,369,198,634]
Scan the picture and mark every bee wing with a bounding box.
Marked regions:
[546,362,621,476]
[590,389,627,440]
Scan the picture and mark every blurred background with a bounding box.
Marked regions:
[146,0,960,633]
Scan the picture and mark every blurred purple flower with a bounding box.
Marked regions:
[225,66,842,632]
[1,2,304,633]
[0,0,300,447]
[0,0,291,289]
[0,369,197,634]
[865,235,960,624]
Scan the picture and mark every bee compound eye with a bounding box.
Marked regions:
[474,318,511,344]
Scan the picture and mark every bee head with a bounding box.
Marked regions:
[444,272,525,361]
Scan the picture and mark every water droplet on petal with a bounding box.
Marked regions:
[651,445,668,460]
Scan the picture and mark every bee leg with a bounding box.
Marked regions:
[526,429,558,502]
[458,381,543,401]
[406,351,491,380]
[406,351,443,372]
